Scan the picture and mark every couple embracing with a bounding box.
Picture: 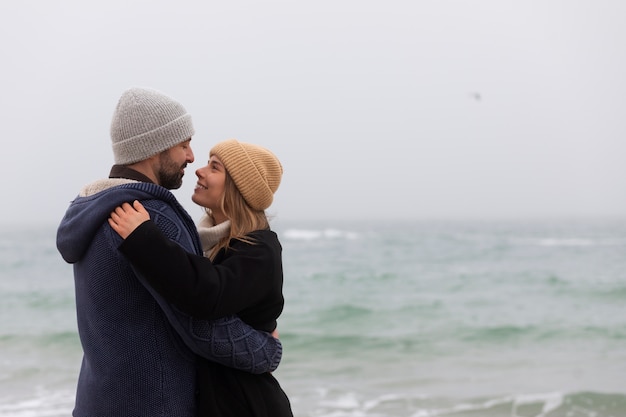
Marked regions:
[57,87,293,417]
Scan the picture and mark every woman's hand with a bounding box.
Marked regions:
[108,200,151,239]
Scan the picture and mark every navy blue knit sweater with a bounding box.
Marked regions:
[56,180,281,417]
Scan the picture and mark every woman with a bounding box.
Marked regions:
[108,139,293,417]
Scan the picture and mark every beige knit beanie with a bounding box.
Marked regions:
[210,139,283,211]
[110,87,195,165]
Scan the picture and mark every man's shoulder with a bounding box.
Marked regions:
[79,178,140,197]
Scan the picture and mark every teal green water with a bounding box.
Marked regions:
[1,219,625,416]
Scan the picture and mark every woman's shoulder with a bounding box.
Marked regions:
[230,229,280,250]
[247,228,277,240]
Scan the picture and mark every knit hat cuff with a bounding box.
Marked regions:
[112,114,195,165]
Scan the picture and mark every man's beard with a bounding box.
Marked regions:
[158,152,185,190]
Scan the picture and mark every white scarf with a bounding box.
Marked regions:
[197,212,231,257]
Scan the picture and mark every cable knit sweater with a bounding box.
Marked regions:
[56,179,281,417]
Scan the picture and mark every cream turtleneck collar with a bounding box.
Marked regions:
[196,212,231,257]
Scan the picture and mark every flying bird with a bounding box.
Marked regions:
[469,92,482,101]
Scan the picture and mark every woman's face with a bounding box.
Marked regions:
[192,155,226,215]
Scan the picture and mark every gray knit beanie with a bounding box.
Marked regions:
[110,87,195,165]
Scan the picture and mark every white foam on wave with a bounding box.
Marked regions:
[409,391,564,417]
[299,388,569,417]
[311,389,408,417]
[283,228,360,241]
[537,238,595,247]
[320,391,360,409]
[0,389,74,417]
[533,237,626,247]
[512,392,563,417]
[362,393,405,411]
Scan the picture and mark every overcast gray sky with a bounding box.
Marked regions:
[1,0,625,225]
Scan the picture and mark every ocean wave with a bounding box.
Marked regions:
[0,390,74,417]
[316,304,373,320]
[281,331,407,357]
[439,391,626,417]
[451,234,626,249]
[458,324,538,343]
[587,285,626,302]
[0,331,80,348]
[282,228,360,241]
[296,390,626,417]
[531,237,626,247]
[455,323,626,344]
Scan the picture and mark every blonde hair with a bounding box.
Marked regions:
[207,172,269,260]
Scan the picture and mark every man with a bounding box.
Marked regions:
[56,87,281,416]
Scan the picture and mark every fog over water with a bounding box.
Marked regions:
[1,0,625,224]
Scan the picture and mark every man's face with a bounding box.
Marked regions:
[157,139,194,189]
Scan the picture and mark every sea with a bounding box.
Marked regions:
[1,218,625,417]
